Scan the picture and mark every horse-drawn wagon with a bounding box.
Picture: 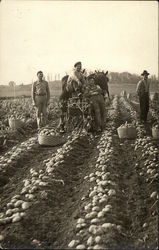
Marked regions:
[59,70,110,133]
[60,96,95,132]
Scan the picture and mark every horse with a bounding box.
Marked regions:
[89,70,110,99]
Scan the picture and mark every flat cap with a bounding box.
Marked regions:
[74,61,81,67]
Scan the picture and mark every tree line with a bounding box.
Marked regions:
[108,72,158,86]
[7,71,159,87]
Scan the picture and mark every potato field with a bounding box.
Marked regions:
[0,93,158,250]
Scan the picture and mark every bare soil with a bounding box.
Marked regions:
[0,97,158,250]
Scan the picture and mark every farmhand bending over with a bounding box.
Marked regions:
[136,70,150,123]
[67,61,86,98]
[84,74,106,132]
[31,71,50,129]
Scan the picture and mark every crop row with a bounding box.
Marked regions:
[0,137,38,176]
[120,96,158,247]
[0,130,89,228]
[68,129,124,249]
[0,96,158,248]
[0,97,60,150]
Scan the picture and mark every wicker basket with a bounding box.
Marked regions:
[127,127,136,139]
[38,134,66,146]
[117,127,136,139]
[8,118,23,130]
[152,128,159,139]
[117,127,128,139]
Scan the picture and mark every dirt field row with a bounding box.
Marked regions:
[0,95,158,250]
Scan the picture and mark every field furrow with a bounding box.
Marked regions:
[0,94,158,250]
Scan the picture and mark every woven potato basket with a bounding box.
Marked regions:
[152,128,159,140]
[38,134,66,146]
[117,127,128,139]
[117,127,136,139]
[9,118,23,130]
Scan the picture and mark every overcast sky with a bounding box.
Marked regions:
[0,0,158,85]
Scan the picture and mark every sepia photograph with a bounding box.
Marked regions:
[0,0,158,249]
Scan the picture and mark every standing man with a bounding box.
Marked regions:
[32,71,50,129]
[84,74,106,132]
[67,61,86,97]
[136,70,150,123]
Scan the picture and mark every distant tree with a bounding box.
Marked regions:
[151,74,157,81]
[109,72,121,83]
[9,81,16,87]
[109,72,141,84]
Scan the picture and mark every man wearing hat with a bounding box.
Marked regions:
[67,61,86,97]
[136,70,150,123]
[32,71,50,129]
[84,74,106,132]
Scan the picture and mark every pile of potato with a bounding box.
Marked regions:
[68,130,122,249]
[38,128,59,137]
[0,137,37,174]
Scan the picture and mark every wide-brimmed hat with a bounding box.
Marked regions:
[87,74,96,81]
[141,70,150,76]
[74,61,81,67]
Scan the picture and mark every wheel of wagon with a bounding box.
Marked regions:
[66,105,84,132]
[64,97,87,132]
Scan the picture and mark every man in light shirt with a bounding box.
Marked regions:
[67,61,86,97]
[136,70,150,123]
[32,71,50,129]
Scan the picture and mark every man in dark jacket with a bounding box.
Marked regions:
[136,70,150,123]
[84,74,106,132]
